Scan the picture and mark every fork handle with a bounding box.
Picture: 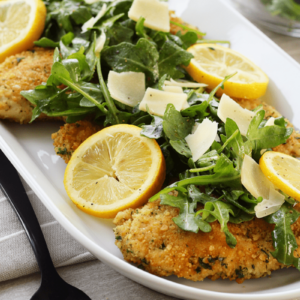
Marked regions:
[0,150,57,278]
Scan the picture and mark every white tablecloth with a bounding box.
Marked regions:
[0,177,94,282]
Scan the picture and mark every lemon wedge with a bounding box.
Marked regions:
[64,125,166,218]
[259,151,300,201]
[185,44,269,99]
[0,0,46,62]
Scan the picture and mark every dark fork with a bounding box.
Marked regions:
[0,150,91,300]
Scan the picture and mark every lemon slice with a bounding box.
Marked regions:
[259,151,300,201]
[64,125,166,218]
[185,44,269,99]
[0,0,46,62]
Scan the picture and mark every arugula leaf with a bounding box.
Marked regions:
[34,37,59,48]
[85,33,97,77]
[141,114,163,139]
[157,74,168,91]
[187,92,209,106]
[264,202,300,269]
[106,23,134,46]
[102,38,159,83]
[51,61,107,113]
[176,31,198,49]
[274,116,288,127]
[188,185,219,205]
[229,210,254,224]
[160,191,211,233]
[195,150,219,167]
[47,0,92,32]
[135,17,148,39]
[224,118,251,170]
[21,84,58,105]
[96,54,121,125]
[160,143,175,179]
[177,154,241,188]
[181,101,209,120]
[158,40,193,79]
[163,104,194,140]
[197,201,237,248]
[246,110,293,151]
[107,0,133,17]
[21,84,72,122]
[169,139,192,158]
[222,190,259,214]
[207,73,236,103]
[68,48,94,81]
[77,82,104,107]
[149,182,187,202]
[72,37,90,50]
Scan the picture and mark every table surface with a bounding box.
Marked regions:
[1,10,300,300]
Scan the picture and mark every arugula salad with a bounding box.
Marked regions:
[21,0,300,273]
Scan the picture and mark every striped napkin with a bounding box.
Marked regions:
[0,175,94,282]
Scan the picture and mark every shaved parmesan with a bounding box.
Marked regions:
[241,155,273,200]
[185,119,218,162]
[95,31,106,53]
[182,100,190,110]
[128,0,170,32]
[191,123,199,134]
[81,4,107,33]
[85,0,99,3]
[107,71,145,107]
[164,79,207,88]
[217,94,255,136]
[163,86,183,93]
[255,189,285,218]
[162,85,190,109]
[139,88,187,116]
[241,155,284,218]
[265,117,275,127]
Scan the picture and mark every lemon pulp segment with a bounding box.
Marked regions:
[0,1,31,47]
[0,0,46,62]
[72,132,152,205]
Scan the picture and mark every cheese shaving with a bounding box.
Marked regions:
[217,94,255,136]
[139,88,187,116]
[185,118,218,162]
[107,71,145,107]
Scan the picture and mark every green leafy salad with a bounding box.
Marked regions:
[21,0,300,272]
[261,0,300,22]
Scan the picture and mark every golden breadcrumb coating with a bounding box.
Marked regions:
[113,99,300,283]
[51,120,100,163]
[0,47,60,124]
[114,201,300,284]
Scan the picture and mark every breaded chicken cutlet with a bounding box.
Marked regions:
[113,200,300,284]
[51,120,101,163]
[0,47,59,124]
[112,100,300,284]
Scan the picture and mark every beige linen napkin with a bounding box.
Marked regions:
[0,176,95,282]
